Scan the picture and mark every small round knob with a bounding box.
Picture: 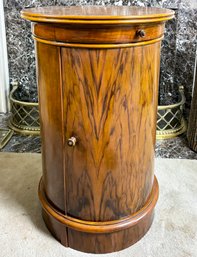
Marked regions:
[67,136,77,147]
[136,29,146,38]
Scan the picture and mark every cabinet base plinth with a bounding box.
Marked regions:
[39,177,159,253]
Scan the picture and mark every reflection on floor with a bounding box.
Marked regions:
[0,113,196,159]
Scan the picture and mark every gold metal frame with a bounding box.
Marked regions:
[9,86,40,135]
[0,128,14,149]
[8,84,186,139]
[156,86,187,140]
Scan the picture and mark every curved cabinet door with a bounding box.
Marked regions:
[62,44,161,222]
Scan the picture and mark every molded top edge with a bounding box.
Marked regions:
[21,6,174,23]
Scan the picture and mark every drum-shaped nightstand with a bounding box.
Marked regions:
[21,6,174,253]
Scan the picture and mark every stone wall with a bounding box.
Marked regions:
[3,0,197,111]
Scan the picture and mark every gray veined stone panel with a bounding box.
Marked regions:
[57,0,94,6]
[4,5,37,101]
[174,2,197,112]
[162,0,181,9]
[94,0,162,7]
[3,0,94,103]
[3,0,197,111]
[159,9,178,105]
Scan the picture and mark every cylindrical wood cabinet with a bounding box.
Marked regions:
[21,6,174,253]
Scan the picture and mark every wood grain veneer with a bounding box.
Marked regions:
[21,6,174,254]
[187,64,197,152]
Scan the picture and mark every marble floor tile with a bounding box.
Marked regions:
[155,133,197,159]
[0,113,41,153]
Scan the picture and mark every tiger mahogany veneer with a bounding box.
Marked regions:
[21,6,174,253]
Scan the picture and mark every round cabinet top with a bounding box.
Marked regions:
[21,6,174,24]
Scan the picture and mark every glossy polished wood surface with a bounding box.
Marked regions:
[32,23,164,44]
[187,65,197,152]
[21,6,174,23]
[22,6,174,253]
[36,43,65,212]
[62,44,160,221]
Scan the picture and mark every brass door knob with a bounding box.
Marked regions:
[136,29,146,38]
[67,136,77,147]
